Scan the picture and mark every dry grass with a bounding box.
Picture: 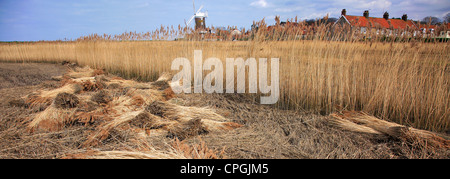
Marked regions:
[178,93,449,159]
[171,137,226,159]
[0,63,448,159]
[62,137,226,159]
[1,40,448,133]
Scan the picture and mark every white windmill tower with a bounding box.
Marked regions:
[185,0,208,33]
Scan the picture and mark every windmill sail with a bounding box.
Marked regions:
[185,0,208,31]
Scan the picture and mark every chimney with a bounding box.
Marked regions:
[402,14,408,21]
[363,10,369,18]
[383,12,389,20]
[341,9,347,16]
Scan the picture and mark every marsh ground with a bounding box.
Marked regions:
[0,62,448,159]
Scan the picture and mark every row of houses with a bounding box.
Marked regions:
[334,9,450,39]
[192,9,449,41]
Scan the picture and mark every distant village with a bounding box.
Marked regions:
[332,9,449,39]
[189,9,450,41]
[73,8,450,42]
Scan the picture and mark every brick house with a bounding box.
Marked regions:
[334,9,419,37]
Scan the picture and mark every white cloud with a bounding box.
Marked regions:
[324,0,392,10]
[250,0,268,8]
[275,6,302,13]
[357,0,392,9]
[302,12,331,20]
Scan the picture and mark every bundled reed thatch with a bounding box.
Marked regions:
[81,80,105,91]
[25,83,82,108]
[151,72,173,90]
[83,110,145,146]
[28,104,78,132]
[167,118,209,140]
[25,66,242,149]
[330,111,449,149]
[83,100,242,146]
[91,90,112,104]
[54,92,79,109]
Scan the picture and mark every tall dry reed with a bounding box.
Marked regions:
[0,20,448,132]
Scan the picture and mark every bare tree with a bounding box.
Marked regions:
[327,17,338,23]
[444,13,450,23]
[422,16,442,25]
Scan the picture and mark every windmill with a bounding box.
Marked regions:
[185,0,208,32]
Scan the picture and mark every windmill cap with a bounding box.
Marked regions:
[195,12,208,18]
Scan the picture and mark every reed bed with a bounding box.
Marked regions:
[0,21,449,133]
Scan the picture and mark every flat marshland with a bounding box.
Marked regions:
[1,40,448,132]
[0,38,449,159]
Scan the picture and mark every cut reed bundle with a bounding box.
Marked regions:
[330,111,449,149]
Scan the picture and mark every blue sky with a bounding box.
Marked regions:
[0,0,449,41]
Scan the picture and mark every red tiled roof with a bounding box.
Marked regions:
[344,15,369,27]
[343,15,417,30]
[389,19,408,29]
[370,17,390,28]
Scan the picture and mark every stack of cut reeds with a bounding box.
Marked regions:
[21,66,242,148]
[330,111,449,149]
